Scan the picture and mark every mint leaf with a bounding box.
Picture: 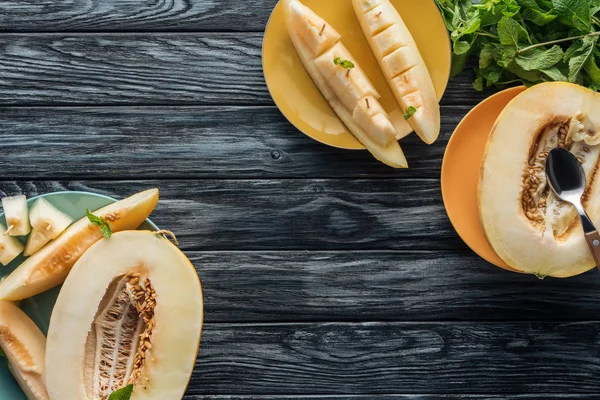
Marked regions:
[584,55,600,85]
[497,17,530,47]
[540,65,569,81]
[403,106,417,120]
[333,57,354,70]
[567,36,597,82]
[516,45,564,70]
[472,75,484,91]
[86,209,112,239]
[453,40,471,55]
[552,0,591,32]
[522,8,558,25]
[108,384,133,400]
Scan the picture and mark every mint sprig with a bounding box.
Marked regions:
[108,384,133,400]
[86,209,112,238]
[435,0,600,91]
[333,57,355,70]
[403,106,417,120]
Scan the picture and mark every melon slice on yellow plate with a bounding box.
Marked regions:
[352,0,440,144]
[283,0,408,168]
[479,82,600,278]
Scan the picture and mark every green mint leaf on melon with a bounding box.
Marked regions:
[403,106,417,120]
[108,384,134,400]
[333,57,355,69]
[86,209,112,239]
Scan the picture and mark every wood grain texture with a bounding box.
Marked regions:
[0,34,485,106]
[188,321,600,395]
[183,396,600,399]
[0,180,464,251]
[192,251,600,323]
[0,0,278,33]
[0,105,467,179]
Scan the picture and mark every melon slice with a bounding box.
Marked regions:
[0,189,159,301]
[2,196,31,236]
[284,0,408,168]
[45,230,203,400]
[24,199,74,256]
[352,0,440,144]
[0,301,49,400]
[479,82,600,278]
[0,223,24,265]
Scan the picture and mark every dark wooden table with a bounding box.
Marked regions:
[1,1,600,399]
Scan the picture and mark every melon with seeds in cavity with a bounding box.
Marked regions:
[479,82,600,278]
[45,230,203,400]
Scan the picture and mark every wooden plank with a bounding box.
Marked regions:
[0,180,464,251]
[0,34,484,106]
[186,322,600,395]
[192,251,600,323]
[184,396,600,399]
[0,105,467,179]
[0,0,278,33]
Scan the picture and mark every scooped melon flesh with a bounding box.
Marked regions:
[479,82,600,278]
[0,301,49,400]
[0,189,159,301]
[45,230,203,400]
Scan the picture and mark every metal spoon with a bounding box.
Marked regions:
[546,147,600,270]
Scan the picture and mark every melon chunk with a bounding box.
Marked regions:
[0,223,24,265]
[24,199,74,256]
[0,301,49,400]
[479,82,600,278]
[284,0,408,168]
[46,230,203,400]
[0,189,159,301]
[352,0,440,144]
[2,196,31,236]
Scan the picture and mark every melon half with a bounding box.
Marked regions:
[479,82,600,278]
[45,231,203,400]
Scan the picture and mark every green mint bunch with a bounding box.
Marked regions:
[434,0,600,91]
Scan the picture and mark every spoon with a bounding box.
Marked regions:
[546,147,600,271]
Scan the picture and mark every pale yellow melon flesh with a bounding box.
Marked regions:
[284,0,408,168]
[45,230,203,400]
[479,82,600,278]
[2,196,31,236]
[24,199,74,256]
[0,189,159,301]
[0,223,24,265]
[352,0,440,144]
[0,301,48,400]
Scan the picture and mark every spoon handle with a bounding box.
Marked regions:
[584,231,600,271]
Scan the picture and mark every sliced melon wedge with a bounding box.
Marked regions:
[24,199,74,256]
[284,0,408,168]
[2,196,31,236]
[0,223,24,265]
[0,301,49,400]
[45,230,203,400]
[352,0,440,144]
[0,189,159,301]
[479,82,600,277]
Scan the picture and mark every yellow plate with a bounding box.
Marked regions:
[441,86,526,272]
[262,0,451,150]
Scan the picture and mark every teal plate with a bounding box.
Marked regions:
[0,191,158,398]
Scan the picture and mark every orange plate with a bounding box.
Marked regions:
[262,0,451,150]
[441,87,526,271]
